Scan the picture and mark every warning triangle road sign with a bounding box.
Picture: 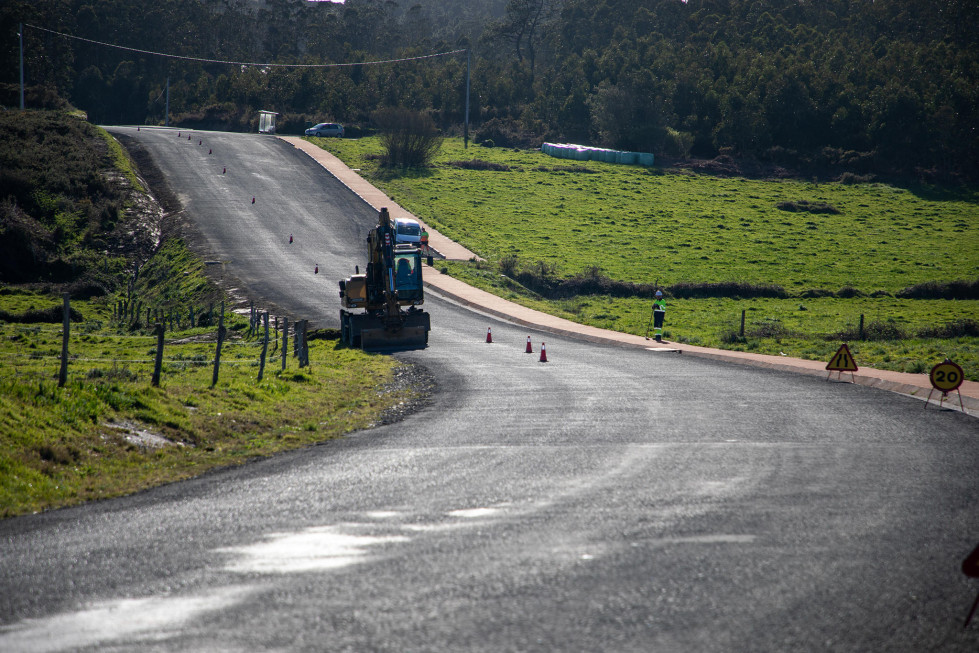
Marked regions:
[826,343,858,372]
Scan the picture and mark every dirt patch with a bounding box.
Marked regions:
[103,420,186,450]
[372,362,436,426]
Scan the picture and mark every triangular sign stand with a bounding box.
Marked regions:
[826,343,858,382]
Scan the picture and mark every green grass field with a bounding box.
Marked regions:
[313,136,979,379]
[0,240,411,518]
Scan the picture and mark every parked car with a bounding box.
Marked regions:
[305,122,344,137]
[393,217,422,245]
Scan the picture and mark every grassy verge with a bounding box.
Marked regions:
[97,125,146,193]
[0,240,412,519]
[315,136,979,379]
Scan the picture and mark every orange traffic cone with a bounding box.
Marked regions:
[208,148,212,155]
[289,234,293,244]
[525,336,533,353]
[252,197,255,204]
[314,264,319,274]
[539,343,547,362]
[222,167,226,174]
[486,327,493,343]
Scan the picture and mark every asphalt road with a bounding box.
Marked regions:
[1,128,977,652]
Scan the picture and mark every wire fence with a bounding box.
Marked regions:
[1,295,314,388]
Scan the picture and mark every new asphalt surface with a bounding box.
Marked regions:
[1,128,976,652]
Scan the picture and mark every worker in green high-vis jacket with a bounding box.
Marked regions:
[652,290,666,342]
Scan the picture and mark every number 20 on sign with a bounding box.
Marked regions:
[925,359,966,412]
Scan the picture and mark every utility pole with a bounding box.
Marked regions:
[165,76,170,126]
[19,23,25,110]
[464,49,471,148]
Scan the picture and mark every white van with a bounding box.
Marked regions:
[393,217,422,245]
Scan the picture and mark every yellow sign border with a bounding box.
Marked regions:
[826,343,858,372]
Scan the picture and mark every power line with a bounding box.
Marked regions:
[25,23,464,69]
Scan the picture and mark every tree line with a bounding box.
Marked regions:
[1,0,977,181]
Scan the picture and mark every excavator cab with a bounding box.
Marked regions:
[393,248,423,303]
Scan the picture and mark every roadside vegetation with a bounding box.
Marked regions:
[316,136,979,379]
[0,111,414,518]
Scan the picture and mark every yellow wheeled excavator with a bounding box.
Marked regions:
[339,208,431,350]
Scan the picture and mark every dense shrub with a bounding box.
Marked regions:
[896,279,979,300]
[474,118,538,149]
[834,319,907,341]
[836,286,865,298]
[373,108,442,169]
[0,305,84,323]
[838,172,877,185]
[917,319,979,338]
[498,254,519,277]
[747,318,788,339]
[775,200,841,214]
[497,261,792,301]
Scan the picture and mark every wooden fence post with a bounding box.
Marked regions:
[58,293,70,387]
[298,320,309,368]
[303,320,310,367]
[211,305,226,388]
[152,323,165,387]
[740,309,746,338]
[281,318,288,371]
[258,312,269,381]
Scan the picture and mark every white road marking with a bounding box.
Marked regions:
[218,525,409,574]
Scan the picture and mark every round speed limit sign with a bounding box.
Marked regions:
[929,359,964,393]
